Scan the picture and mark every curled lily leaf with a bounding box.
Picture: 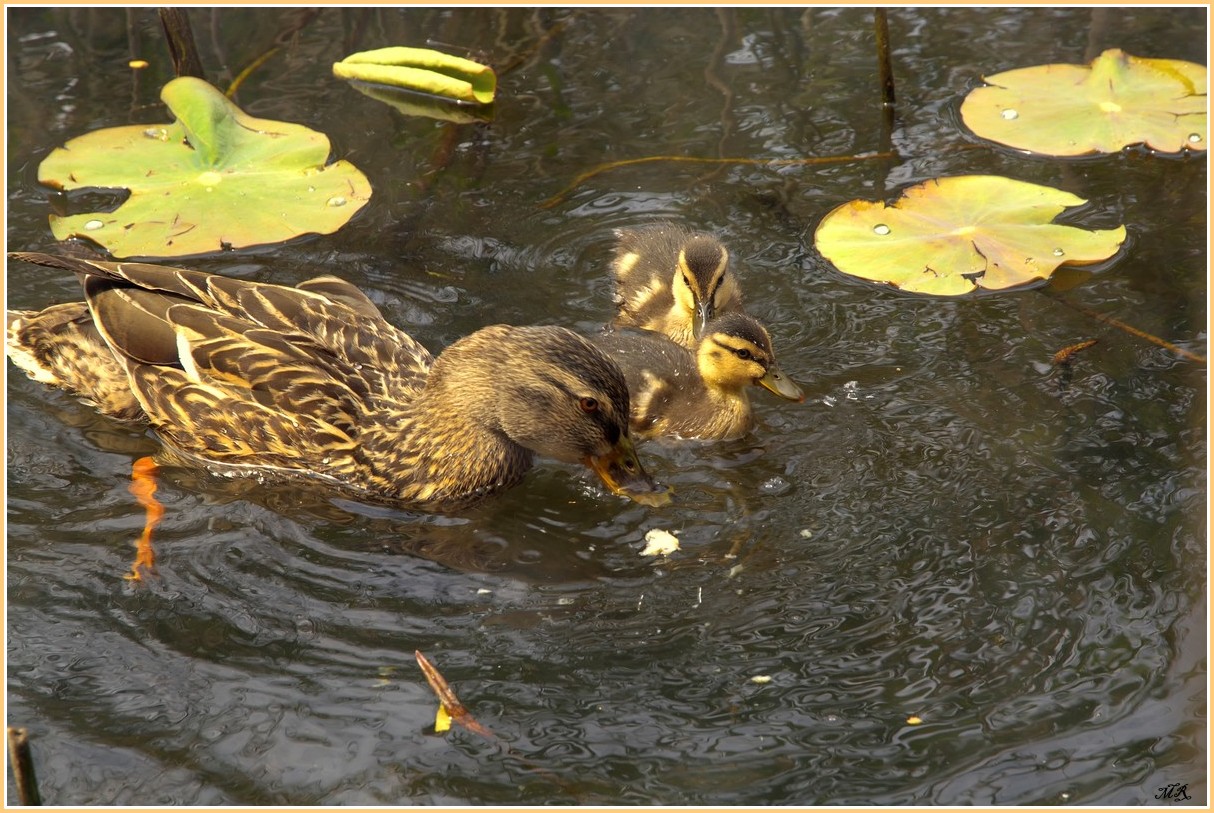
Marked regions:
[334,46,496,105]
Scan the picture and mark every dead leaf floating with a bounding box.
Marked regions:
[960,48,1207,156]
[813,175,1127,296]
[414,650,496,740]
[1052,339,1099,367]
[37,76,371,258]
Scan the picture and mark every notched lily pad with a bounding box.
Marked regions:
[814,175,1127,296]
[38,76,372,258]
[960,48,1207,156]
[334,46,496,106]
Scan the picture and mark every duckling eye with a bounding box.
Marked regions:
[734,348,752,361]
[579,396,600,413]
[681,273,692,289]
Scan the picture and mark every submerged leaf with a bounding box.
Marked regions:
[814,175,1127,296]
[960,48,1207,156]
[38,76,371,258]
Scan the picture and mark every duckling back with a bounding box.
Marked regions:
[610,223,743,348]
[594,325,755,441]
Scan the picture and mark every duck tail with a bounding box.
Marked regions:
[6,303,145,420]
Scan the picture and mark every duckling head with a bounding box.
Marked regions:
[695,313,804,402]
[671,235,739,340]
[434,325,672,506]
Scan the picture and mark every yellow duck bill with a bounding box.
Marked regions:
[758,363,805,402]
[585,437,672,507]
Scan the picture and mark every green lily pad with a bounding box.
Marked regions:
[960,48,1207,156]
[38,76,372,258]
[333,47,496,105]
[813,175,1127,296]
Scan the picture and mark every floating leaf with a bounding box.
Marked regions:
[414,650,496,741]
[960,48,1207,156]
[1052,339,1099,367]
[37,77,371,258]
[334,46,496,105]
[814,175,1127,296]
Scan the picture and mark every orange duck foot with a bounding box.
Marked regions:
[124,456,164,581]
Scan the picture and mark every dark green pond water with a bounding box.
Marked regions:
[5,6,1207,806]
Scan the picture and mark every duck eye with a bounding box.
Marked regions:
[734,348,752,361]
[579,396,600,413]
[682,273,692,289]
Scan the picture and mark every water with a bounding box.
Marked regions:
[5,6,1207,806]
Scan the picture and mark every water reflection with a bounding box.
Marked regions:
[6,5,1207,806]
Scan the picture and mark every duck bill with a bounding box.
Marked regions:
[585,436,672,507]
[758,363,805,402]
[692,300,714,341]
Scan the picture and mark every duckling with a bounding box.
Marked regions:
[610,223,743,349]
[593,311,804,442]
[6,252,670,510]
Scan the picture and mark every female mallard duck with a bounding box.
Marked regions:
[593,311,804,442]
[610,223,743,349]
[6,251,670,510]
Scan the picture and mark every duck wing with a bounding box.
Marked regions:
[8,252,434,479]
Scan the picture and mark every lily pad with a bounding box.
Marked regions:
[813,175,1127,296]
[333,47,496,105]
[960,48,1207,156]
[38,76,372,258]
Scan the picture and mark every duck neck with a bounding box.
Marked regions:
[702,384,753,439]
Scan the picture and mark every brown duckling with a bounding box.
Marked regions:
[6,252,670,510]
[610,223,743,349]
[593,311,804,442]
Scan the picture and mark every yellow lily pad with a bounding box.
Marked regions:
[814,176,1127,296]
[961,48,1207,156]
[334,46,496,105]
[38,76,372,259]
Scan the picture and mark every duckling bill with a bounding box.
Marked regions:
[594,311,804,442]
[6,251,670,510]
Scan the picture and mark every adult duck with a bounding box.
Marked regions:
[6,252,670,511]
